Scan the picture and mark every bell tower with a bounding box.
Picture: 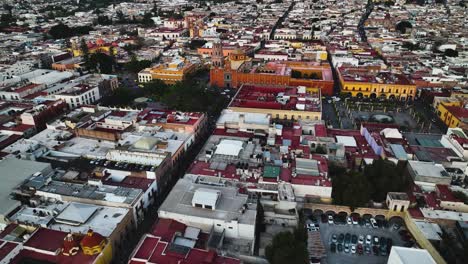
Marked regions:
[211,39,224,68]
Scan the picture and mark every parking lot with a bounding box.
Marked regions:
[305,212,410,264]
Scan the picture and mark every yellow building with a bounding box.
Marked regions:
[138,58,197,84]
[436,102,468,128]
[228,84,322,121]
[70,39,118,57]
[338,67,417,100]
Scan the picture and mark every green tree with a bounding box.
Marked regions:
[125,56,152,73]
[331,170,371,210]
[396,20,412,34]
[49,23,72,39]
[142,13,154,26]
[314,145,327,154]
[265,231,309,264]
[291,70,302,78]
[80,38,90,68]
[116,10,125,23]
[444,49,459,57]
[364,159,409,202]
[89,52,114,74]
[97,15,112,25]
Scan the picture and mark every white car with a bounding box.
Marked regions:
[328,215,334,224]
[373,236,379,245]
[351,245,356,254]
[347,217,352,225]
[306,223,319,232]
[344,244,350,253]
[365,235,372,245]
[358,235,364,244]
[370,218,378,229]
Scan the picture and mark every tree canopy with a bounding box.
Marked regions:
[125,56,152,73]
[331,159,410,208]
[265,231,309,264]
[49,23,93,39]
[395,20,412,34]
[88,52,115,74]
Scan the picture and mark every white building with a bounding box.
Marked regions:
[387,247,436,264]
[158,174,257,242]
[53,85,100,108]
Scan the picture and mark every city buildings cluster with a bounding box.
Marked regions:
[0,0,466,264]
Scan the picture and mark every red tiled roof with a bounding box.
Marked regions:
[151,219,186,242]
[445,105,468,120]
[436,184,460,202]
[130,234,240,264]
[0,241,20,260]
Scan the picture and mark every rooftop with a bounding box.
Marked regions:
[0,158,52,216]
[389,246,436,264]
[37,180,142,206]
[158,174,256,225]
[229,85,321,112]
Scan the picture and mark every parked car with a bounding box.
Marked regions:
[328,215,334,224]
[351,235,357,245]
[338,234,345,244]
[366,235,372,245]
[372,245,379,256]
[347,217,352,225]
[357,244,363,255]
[352,217,359,225]
[358,235,364,244]
[351,245,356,254]
[393,224,401,231]
[321,214,327,223]
[344,244,350,253]
[370,218,378,228]
[337,244,343,252]
[344,233,351,245]
[373,236,380,245]
[380,237,387,247]
[331,234,337,243]
[330,243,336,253]
[365,245,371,255]
[365,219,371,228]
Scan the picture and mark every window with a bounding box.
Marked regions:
[216,224,221,227]
[228,227,233,229]
[195,203,203,208]
[205,205,213,210]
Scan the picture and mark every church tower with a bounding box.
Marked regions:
[211,39,224,68]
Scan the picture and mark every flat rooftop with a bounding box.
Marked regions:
[37,180,142,206]
[229,85,321,112]
[0,158,52,215]
[158,174,256,225]
[339,67,414,85]
[408,161,449,178]
[389,247,436,264]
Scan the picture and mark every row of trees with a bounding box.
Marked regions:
[265,220,309,264]
[291,70,321,80]
[331,159,410,209]
[104,69,229,115]
[48,23,93,39]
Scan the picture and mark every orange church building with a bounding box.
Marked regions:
[209,41,334,95]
